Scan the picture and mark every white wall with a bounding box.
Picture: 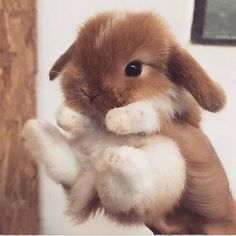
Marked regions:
[37,0,236,234]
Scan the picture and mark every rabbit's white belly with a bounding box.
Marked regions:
[71,128,186,221]
[55,104,186,221]
[22,116,186,225]
[71,128,151,168]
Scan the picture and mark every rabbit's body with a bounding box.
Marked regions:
[23,103,186,226]
[22,11,236,233]
[23,106,236,233]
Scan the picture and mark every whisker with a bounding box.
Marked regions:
[50,70,61,75]
[80,88,90,97]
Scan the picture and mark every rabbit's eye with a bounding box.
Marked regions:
[125,60,142,77]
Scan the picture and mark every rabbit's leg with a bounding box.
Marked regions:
[67,171,100,222]
[141,136,186,216]
[95,146,155,213]
[22,119,80,186]
[95,137,186,217]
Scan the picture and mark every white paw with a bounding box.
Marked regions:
[22,119,67,150]
[56,104,92,135]
[22,119,80,186]
[96,146,154,212]
[97,146,147,176]
[22,119,53,151]
[105,102,159,135]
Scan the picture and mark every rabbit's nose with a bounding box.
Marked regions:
[89,94,99,105]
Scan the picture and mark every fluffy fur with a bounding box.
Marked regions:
[22,119,80,186]
[23,11,236,234]
[23,104,186,226]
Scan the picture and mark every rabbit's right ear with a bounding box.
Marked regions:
[49,43,75,80]
[168,44,225,112]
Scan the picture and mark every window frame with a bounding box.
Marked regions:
[191,0,236,46]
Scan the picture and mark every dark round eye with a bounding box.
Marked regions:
[125,60,142,77]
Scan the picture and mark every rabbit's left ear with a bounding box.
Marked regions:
[49,43,75,80]
[168,45,225,112]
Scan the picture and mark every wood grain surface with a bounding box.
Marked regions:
[0,0,39,234]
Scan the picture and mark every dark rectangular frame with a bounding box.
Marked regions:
[191,0,236,46]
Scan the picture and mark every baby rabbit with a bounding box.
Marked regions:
[22,12,236,234]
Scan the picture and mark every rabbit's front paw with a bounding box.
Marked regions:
[22,119,54,151]
[96,146,154,212]
[105,102,159,135]
[22,119,69,152]
[22,119,80,186]
[56,104,92,135]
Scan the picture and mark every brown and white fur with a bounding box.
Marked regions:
[22,12,236,234]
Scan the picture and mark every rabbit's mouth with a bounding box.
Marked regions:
[80,88,100,105]
[89,94,100,105]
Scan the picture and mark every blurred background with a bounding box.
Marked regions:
[1,0,236,234]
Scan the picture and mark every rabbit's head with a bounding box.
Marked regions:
[50,12,225,127]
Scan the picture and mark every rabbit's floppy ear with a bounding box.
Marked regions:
[49,43,75,80]
[168,45,225,112]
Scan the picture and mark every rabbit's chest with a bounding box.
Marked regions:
[72,128,172,166]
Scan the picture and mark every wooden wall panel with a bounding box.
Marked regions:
[0,0,39,234]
